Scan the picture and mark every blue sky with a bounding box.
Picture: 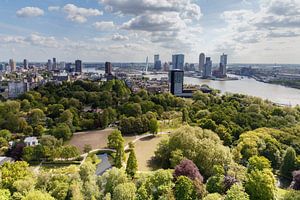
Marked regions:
[0,0,299,64]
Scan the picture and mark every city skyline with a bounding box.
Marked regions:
[0,0,299,64]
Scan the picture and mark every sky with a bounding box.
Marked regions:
[0,0,299,64]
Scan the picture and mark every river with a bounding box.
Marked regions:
[83,68,300,106]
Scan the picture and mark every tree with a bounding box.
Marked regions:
[247,156,271,172]
[149,118,158,134]
[98,168,128,195]
[203,193,223,200]
[83,144,92,153]
[28,108,45,127]
[155,126,232,178]
[108,130,124,149]
[225,184,249,200]
[0,130,11,141]
[126,148,138,178]
[23,190,55,200]
[170,149,185,168]
[174,159,203,182]
[174,176,197,200]
[245,169,276,200]
[58,110,73,127]
[52,123,72,141]
[206,174,225,194]
[0,161,31,191]
[107,130,125,168]
[112,183,136,200]
[182,108,190,123]
[283,190,300,200]
[59,145,80,160]
[0,189,10,200]
[281,147,297,179]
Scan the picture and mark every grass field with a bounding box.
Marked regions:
[69,128,136,153]
[133,134,169,171]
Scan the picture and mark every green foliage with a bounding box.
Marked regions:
[247,156,271,172]
[22,190,55,200]
[206,175,225,194]
[0,161,31,192]
[112,182,136,200]
[280,147,298,179]
[98,167,128,195]
[224,184,249,200]
[155,126,232,178]
[0,130,11,141]
[245,169,276,200]
[83,144,92,153]
[174,176,197,200]
[52,123,72,141]
[0,189,10,200]
[203,193,223,200]
[126,148,138,177]
[283,190,300,200]
[234,128,282,168]
[108,130,125,168]
[149,118,159,134]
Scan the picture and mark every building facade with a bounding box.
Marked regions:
[172,54,184,70]
[199,53,205,73]
[75,60,82,73]
[203,57,212,78]
[170,69,184,96]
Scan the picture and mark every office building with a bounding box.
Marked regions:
[47,59,52,71]
[8,81,29,98]
[9,59,16,72]
[59,62,66,70]
[172,54,184,70]
[203,57,212,78]
[199,53,205,73]
[163,62,169,72]
[52,58,57,70]
[23,59,28,69]
[75,60,82,73]
[169,69,184,96]
[220,53,228,77]
[154,54,162,71]
[105,62,112,75]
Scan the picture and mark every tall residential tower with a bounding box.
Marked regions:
[172,54,184,70]
[199,53,205,73]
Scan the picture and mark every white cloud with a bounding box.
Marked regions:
[16,7,44,18]
[112,33,129,41]
[214,0,300,62]
[63,4,103,23]
[48,6,60,12]
[93,21,116,30]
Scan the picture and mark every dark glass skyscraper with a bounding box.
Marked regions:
[170,69,184,96]
[75,60,82,73]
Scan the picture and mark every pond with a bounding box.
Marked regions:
[95,153,112,176]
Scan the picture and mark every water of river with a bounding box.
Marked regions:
[84,68,300,106]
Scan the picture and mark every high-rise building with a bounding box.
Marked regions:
[220,53,228,77]
[163,62,169,72]
[9,59,16,72]
[154,54,162,71]
[172,54,184,70]
[75,60,82,73]
[47,59,52,71]
[170,69,184,96]
[203,57,212,78]
[105,62,112,75]
[23,59,28,69]
[199,53,205,73]
[52,58,57,70]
